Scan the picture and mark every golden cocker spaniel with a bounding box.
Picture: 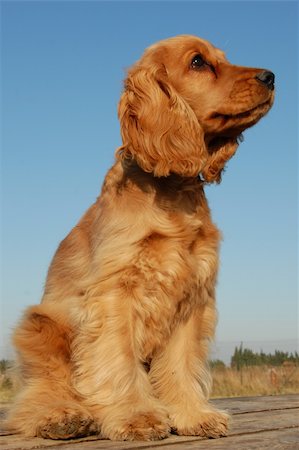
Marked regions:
[8,35,274,441]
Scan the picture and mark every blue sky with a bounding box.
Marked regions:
[1,1,298,359]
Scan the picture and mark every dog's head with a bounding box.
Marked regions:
[117,35,274,182]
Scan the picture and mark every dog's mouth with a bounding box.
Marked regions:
[210,98,272,122]
[205,96,274,142]
[205,97,274,154]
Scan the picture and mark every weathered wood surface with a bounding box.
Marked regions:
[0,394,298,449]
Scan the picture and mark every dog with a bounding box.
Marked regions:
[7,35,274,441]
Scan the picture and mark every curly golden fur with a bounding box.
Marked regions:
[7,35,274,441]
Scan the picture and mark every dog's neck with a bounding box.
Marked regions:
[120,158,204,194]
[116,158,206,215]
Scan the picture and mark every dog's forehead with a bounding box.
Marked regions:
[184,36,227,62]
[146,35,227,64]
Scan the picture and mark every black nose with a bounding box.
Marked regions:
[255,70,275,90]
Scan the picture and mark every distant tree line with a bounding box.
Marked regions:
[230,344,299,369]
[0,359,12,373]
[0,359,14,391]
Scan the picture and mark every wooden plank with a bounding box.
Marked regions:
[139,429,299,450]
[230,408,298,434]
[1,395,298,450]
[212,394,299,414]
[0,433,200,450]
[0,434,103,450]
[0,435,199,450]
[3,428,298,450]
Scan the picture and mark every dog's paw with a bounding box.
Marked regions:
[36,406,97,439]
[171,408,229,438]
[101,410,170,441]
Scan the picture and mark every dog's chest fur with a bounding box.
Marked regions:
[98,162,221,361]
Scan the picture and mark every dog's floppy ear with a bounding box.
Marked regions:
[116,63,209,177]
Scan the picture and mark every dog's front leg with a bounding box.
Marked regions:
[72,291,169,441]
[149,297,229,438]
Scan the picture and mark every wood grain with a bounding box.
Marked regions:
[0,395,298,450]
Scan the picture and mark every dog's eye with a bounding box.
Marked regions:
[191,54,206,69]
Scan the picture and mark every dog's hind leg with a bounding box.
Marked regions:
[6,304,97,439]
